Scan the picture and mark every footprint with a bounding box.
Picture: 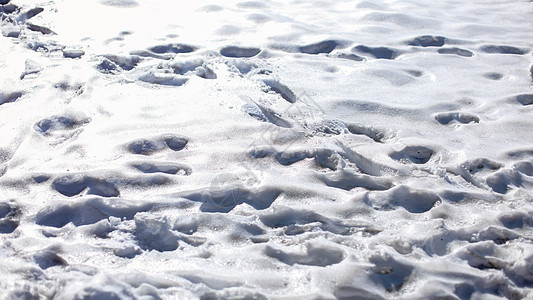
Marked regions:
[514,94,533,106]
[0,91,23,105]
[138,71,188,86]
[34,115,91,135]
[33,248,67,269]
[437,47,474,57]
[100,0,139,8]
[462,158,503,175]
[389,145,434,164]
[515,161,533,176]
[62,49,85,59]
[353,45,400,59]
[299,40,341,54]
[26,23,54,35]
[163,135,188,151]
[0,201,20,234]
[368,185,441,213]
[241,99,292,128]
[220,46,261,58]
[334,286,385,300]
[261,78,297,103]
[317,170,393,191]
[96,54,141,74]
[170,58,216,79]
[480,45,527,55]
[0,3,17,13]
[247,13,271,24]
[369,253,413,292]
[483,72,503,80]
[407,35,446,47]
[434,112,480,125]
[498,211,532,229]
[149,43,195,54]
[237,1,267,9]
[131,162,192,175]
[198,5,223,12]
[52,174,120,197]
[264,243,344,267]
[36,197,153,228]
[332,53,364,61]
[226,59,258,74]
[181,184,281,213]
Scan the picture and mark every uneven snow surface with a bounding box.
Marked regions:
[2,0,533,299]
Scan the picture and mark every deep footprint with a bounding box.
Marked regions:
[434,112,480,125]
[34,115,91,134]
[220,46,261,58]
[514,94,533,106]
[299,40,340,54]
[407,35,446,47]
[437,47,474,57]
[0,91,23,105]
[353,45,400,59]
[389,146,434,164]
[127,134,188,155]
[132,162,192,175]
[480,45,526,55]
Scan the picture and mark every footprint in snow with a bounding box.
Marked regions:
[437,47,474,57]
[434,112,480,125]
[220,46,261,58]
[352,45,400,60]
[127,134,188,155]
[407,35,446,47]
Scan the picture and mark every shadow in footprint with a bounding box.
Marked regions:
[132,162,191,175]
[260,205,382,236]
[181,185,282,213]
[33,248,67,269]
[483,72,503,80]
[353,45,400,59]
[299,40,341,54]
[127,134,188,155]
[435,112,479,125]
[318,170,393,191]
[332,53,364,61]
[220,46,261,58]
[0,201,20,234]
[0,91,23,105]
[480,45,527,55]
[36,197,153,228]
[369,254,413,292]
[438,47,473,57]
[264,244,344,267]
[407,35,446,47]
[368,185,441,213]
[389,146,434,164]
[35,115,91,135]
[96,55,141,74]
[52,174,119,197]
[150,43,195,54]
[514,94,533,106]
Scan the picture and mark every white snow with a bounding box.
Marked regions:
[1,0,533,298]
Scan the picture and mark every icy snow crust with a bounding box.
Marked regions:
[1,0,533,298]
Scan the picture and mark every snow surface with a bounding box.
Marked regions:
[1,0,533,298]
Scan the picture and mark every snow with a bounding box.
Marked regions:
[1,0,533,298]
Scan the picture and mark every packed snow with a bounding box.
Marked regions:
[1,0,533,299]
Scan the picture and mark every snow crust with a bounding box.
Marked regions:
[1,0,533,298]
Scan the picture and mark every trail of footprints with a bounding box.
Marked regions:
[3,4,533,297]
